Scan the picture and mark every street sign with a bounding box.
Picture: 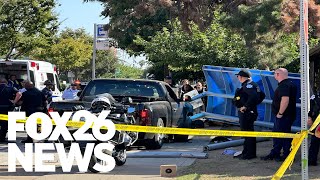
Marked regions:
[96,24,108,38]
[96,39,109,50]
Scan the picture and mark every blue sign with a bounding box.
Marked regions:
[96,24,108,38]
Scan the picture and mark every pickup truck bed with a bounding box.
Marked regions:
[50,78,192,149]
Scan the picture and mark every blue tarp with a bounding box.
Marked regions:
[202,65,302,127]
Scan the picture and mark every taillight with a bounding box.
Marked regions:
[140,109,148,118]
[48,107,54,112]
[139,109,151,125]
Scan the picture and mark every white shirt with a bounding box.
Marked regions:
[62,88,79,100]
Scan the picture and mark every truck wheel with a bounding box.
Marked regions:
[114,149,126,166]
[145,118,164,150]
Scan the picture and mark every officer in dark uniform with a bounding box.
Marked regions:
[0,78,22,142]
[42,80,54,105]
[20,81,47,143]
[261,68,297,161]
[307,93,320,166]
[233,69,259,160]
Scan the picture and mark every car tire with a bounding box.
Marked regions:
[145,118,164,150]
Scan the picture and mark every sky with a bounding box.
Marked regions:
[55,0,107,35]
[55,0,146,66]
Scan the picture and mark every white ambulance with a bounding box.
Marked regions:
[0,59,62,101]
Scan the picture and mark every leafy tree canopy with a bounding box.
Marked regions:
[0,0,59,59]
[135,17,256,73]
[86,0,320,55]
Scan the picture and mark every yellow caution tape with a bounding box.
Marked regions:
[272,131,307,180]
[309,114,320,132]
[1,113,320,179]
[7,117,299,138]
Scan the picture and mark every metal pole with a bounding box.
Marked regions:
[92,23,97,80]
[300,0,309,179]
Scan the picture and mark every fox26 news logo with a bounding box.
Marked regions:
[7,110,116,173]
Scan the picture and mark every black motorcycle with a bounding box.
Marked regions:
[61,93,138,173]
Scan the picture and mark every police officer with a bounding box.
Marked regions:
[233,69,259,160]
[0,78,22,142]
[261,68,297,161]
[42,80,54,105]
[20,81,47,143]
[307,93,320,166]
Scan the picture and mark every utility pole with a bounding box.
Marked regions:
[92,23,97,80]
[299,0,309,179]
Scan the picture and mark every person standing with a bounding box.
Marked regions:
[19,80,27,93]
[233,69,259,160]
[0,78,22,142]
[8,75,21,89]
[62,83,79,100]
[195,81,207,111]
[164,76,175,88]
[20,81,47,143]
[261,68,297,161]
[42,80,54,105]
[307,93,320,166]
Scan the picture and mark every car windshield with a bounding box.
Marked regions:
[83,80,165,98]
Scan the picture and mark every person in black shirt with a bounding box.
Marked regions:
[233,69,259,160]
[42,80,54,105]
[20,81,47,143]
[164,76,175,88]
[307,94,320,166]
[261,68,297,161]
[0,78,22,142]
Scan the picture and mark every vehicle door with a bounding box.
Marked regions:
[164,85,184,127]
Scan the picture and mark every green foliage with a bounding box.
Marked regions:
[32,28,119,80]
[81,49,119,80]
[0,0,58,59]
[112,64,144,79]
[221,0,304,71]
[135,17,255,74]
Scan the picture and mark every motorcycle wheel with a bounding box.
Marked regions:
[87,148,111,173]
[87,154,101,173]
[114,149,126,166]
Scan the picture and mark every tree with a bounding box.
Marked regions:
[222,0,320,71]
[86,0,320,55]
[135,18,255,74]
[81,47,119,80]
[0,0,59,59]
[32,28,120,80]
[114,64,144,79]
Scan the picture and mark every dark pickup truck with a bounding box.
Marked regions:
[49,78,192,149]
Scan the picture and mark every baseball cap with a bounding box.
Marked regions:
[235,69,251,78]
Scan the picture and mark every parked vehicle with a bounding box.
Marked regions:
[51,78,193,149]
[0,59,62,101]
